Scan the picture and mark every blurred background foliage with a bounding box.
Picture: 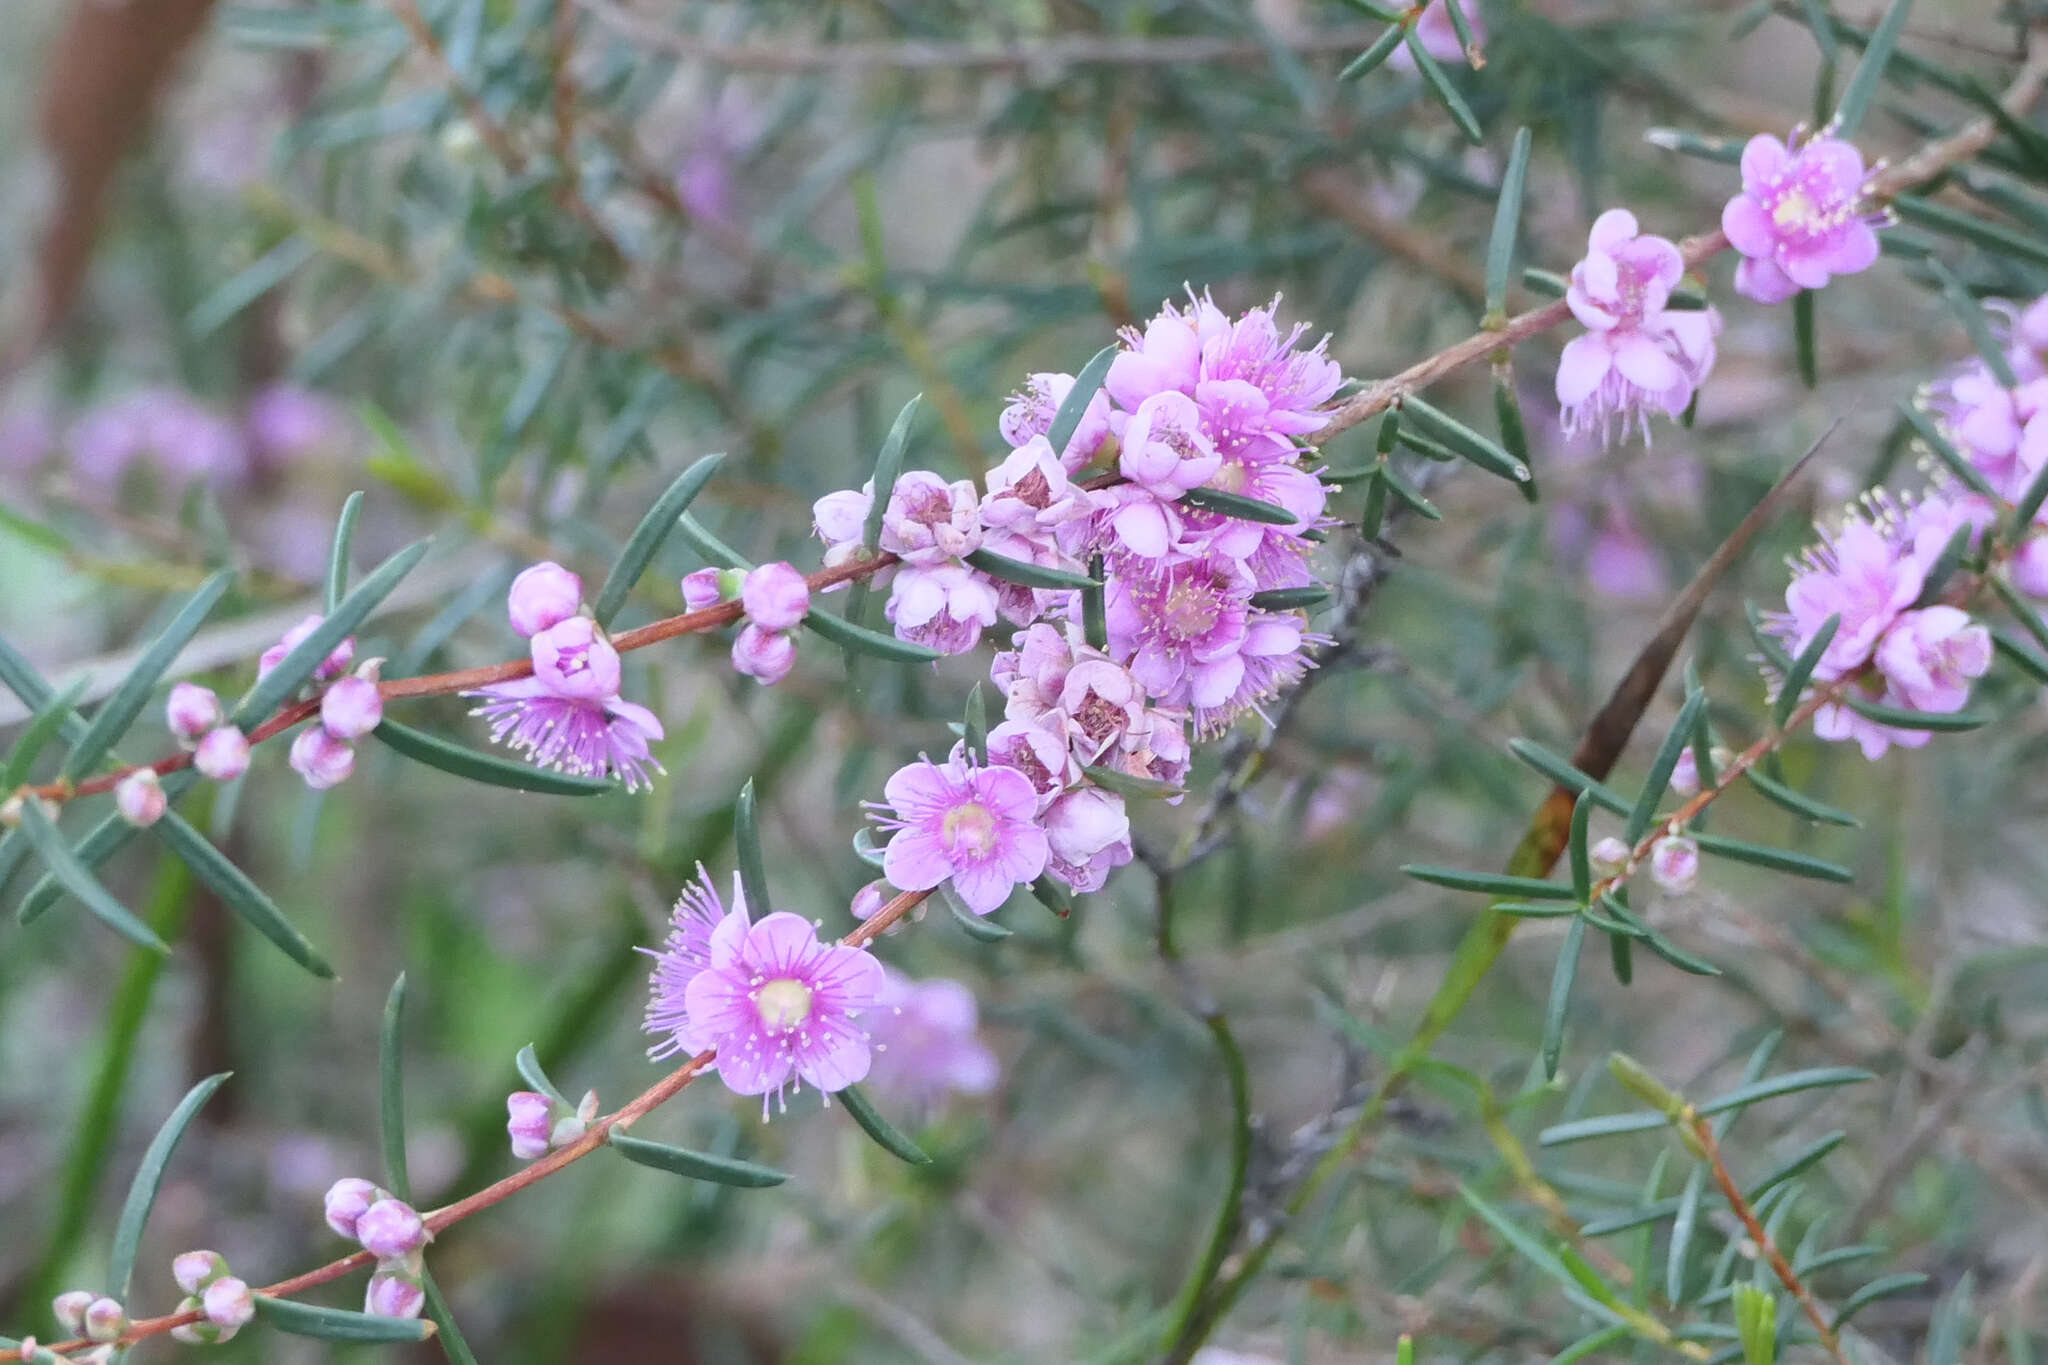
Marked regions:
[4,0,2048,1362]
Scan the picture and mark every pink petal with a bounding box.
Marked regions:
[883,827,953,891]
[1720,195,1775,258]
[795,1025,873,1092]
[1614,332,1684,391]
[744,912,823,977]
[1740,134,1790,187]
[1112,500,1174,558]
[1555,334,1613,405]
[1587,208,1640,254]
[949,859,1020,915]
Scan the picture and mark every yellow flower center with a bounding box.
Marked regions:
[756,979,814,1030]
[942,801,998,856]
[1772,188,1815,229]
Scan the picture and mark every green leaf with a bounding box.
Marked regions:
[111,1073,231,1298]
[1928,1272,1977,1365]
[735,778,772,915]
[1081,764,1185,801]
[1567,790,1594,902]
[64,570,234,779]
[1506,739,1631,814]
[1542,916,1586,1078]
[1733,1284,1779,1365]
[963,548,1102,590]
[154,811,335,977]
[515,1043,570,1109]
[1699,1067,1875,1117]
[837,1082,935,1165]
[233,538,430,727]
[1339,23,1406,81]
[1249,586,1330,612]
[1402,864,1577,900]
[1493,900,1582,918]
[1048,347,1116,460]
[253,1296,436,1342]
[421,1267,479,1365]
[863,397,924,551]
[1546,1326,1632,1365]
[1608,927,1633,985]
[381,974,412,1199]
[18,774,202,921]
[1914,522,1976,608]
[4,677,87,789]
[372,719,614,795]
[1840,694,1988,731]
[1667,1165,1705,1303]
[608,1132,790,1186]
[1495,367,1537,503]
[1403,27,1482,142]
[675,510,753,580]
[1749,1131,1846,1199]
[963,682,989,765]
[1993,574,2048,653]
[1538,1111,1668,1146]
[1458,1185,1572,1286]
[1379,464,1442,520]
[1484,128,1533,317]
[1930,259,2019,388]
[0,634,85,737]
[2013,454,2048,531]
[1625,690,1706,845]
[1896,194,2048,273]
[1832,0,1912,133]
[1399,395,1529,483]
[1901,400,1999,501]
[802,608,942,663]
[1082,553,1108,649]
[327,491,364,612]
[186,235,317,338]
[851,825,887,869]
[15,801,167,952]
[1994,628,2048,684]
[1521,267,1569,297]
[591,452,726,627]
[1831,1273,1930,1329]
[950,893,1014,942]
[1180,486,1301,526]
[1030,872,1074,917]
[1793,291,1818,389]
[1690,831,1851,882]
[1740,767,1861,826]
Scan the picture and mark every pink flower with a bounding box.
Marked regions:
[874,751,1050,914]
[1556,303,1720,447]
[245,384,344,467]
[260,614,355,683]
[741,561,811,631]
[466,679,665,789]
[1107,292,1342,444]
[1569,210,1683,330]
[165,682,221,746]
[731,623,797,685]
[356,1197,428,1260]
[1875,606,1990,713]
[865,970,999,1110]
[880,471,982,565]
[1000,373,1114,471]
[886,564,1001,655]
[200,1279,252,1330]
[288,726,355,790]
[507,561,584,638]
[530,617,621,700]
[982,437,1097,535]
[115,769,166,827]
[1928,370,2048,501]
[319,676,383,739]
[507,1092,552,1161]
[682,567,727,611]
[1649,834,1699,893]
[1668,747,1700,797]
[1104,550,1255,711]
[679,906,885,1109]
[812,483,876,570]
[52,1292,94,1335]
[365,1271,425,1320]
[1813,685,1932,760]
[1722,133,1883,304]
[323,1178,379,1240]
[1768,514,1926,679]
[983,719,1075,807]
[1041,787,1133,893]
[1188,612,1321,737]
[643,866,739,1060]
[193,727,251,781]
[1119,391,1223,498]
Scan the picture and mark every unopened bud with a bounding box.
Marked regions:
[318,676,383,740]
[165,683,222,746]
[201,1278,253,1330]
[507,1091,552,1161]
[323,1177,379,1240]
[507,561,584,639]
[1589,836,1631,879]
[193,727,250,782]
[355,1198,428,1260]
[170,1297,231,1346]
[850,880,888,920]
[52,1291,94,1335]
[364,1270,426,1320]
[83,1297,126,1342]
[115,769,167,827]
[1649,834,1699,894]
[1668,747,1700,797]
[681,567,726,611]
[173,1250,228,1296]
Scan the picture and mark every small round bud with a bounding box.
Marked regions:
[530,617,621,700]
[323,1177,378,1240]
[288,726,354,790]
[1589,836,1631,879]
[260,614,354,683]
[193,727,250,782]
[1668,747,1700,797]
[165,683,222,746]
[680,567,725,612]
[172,1250,228,1297]
[83,1296,127,1342]
[170,1296,232,1346]
[355,1198,428,1260]
[1650,834,1700,894]
[740,561,812,632]
[506,1091,552,1162]
[850,880,888,920]
[507,561,584,638]
[731,624,796,685]
[200,1278,253,1330]
[115,769,167,827]
[319,676,384,740]
[52,1291,94,1335]
[364,1270,426,1320]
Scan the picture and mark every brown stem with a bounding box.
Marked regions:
[6,884,934,1363]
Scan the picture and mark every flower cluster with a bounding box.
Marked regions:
[164,1251,254,1347]
[1722,130,1884,305]
[1555,209,1720,445]
[322,1181,430,1320]
[22,385,348,495]
[1764,489,1993,758]
[467,562,665,789]
[48,1289,127,1359]
[683,561,812,685]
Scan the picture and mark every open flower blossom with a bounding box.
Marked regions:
[873,749,1049,914]
[1000,371,1114,470]
[661,897,885,1111]
[1555,209,1721,445]
[643,864,739,1058]
[865,969,1000,1110]
[1722,131,1884,304]
[880,471,982,566]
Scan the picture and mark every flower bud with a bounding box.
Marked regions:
[83,1297,127,1342]
[1589,836,1631,879]
[731,624,796,685]
[319,676,384,740]
[52,1291,94,1335]
[1649,834,1699,894]
[288,726,355,790]
[355,1198,428,1260]
[850,880,887,920]
[172,1250,228,1296]
[192,727,250,782]
[681,567,725,611]
[200,1278,253,1330]
[507,561,584,638]
[364,1270,426,1320]
[165,683,222,746]
[740,561,811,632]
[323,1177,379,1240]
[507,1091,552,1161]
[260,614,354,683]
[115,769,167,827]
[530,617,621,700]
[170,1297,233,1346]
[1668,747,1700,797]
